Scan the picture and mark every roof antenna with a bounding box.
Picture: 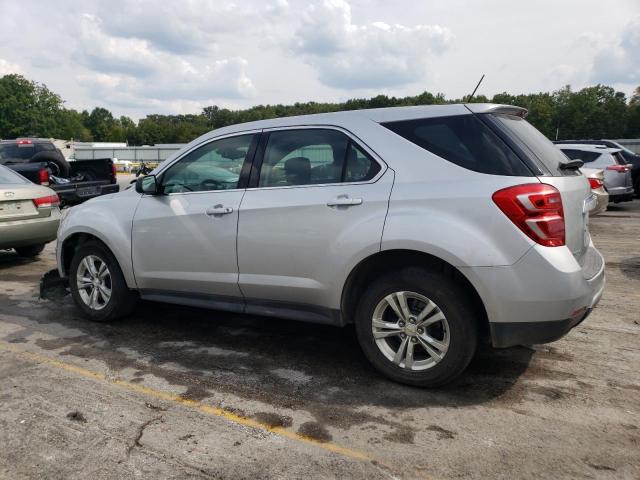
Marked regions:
[465,74,485,103]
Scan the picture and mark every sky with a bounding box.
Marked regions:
[0,0,638,120]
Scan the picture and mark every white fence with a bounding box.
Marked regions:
[73,144,185,162]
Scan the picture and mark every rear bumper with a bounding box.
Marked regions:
[490,309,593,348]
[608,185,634,202]
[0,209,61,249]
[463,241,605,348]
[53,183,119,206]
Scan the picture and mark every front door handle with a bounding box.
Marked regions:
[206,204,233,216]
[327,195,363,207]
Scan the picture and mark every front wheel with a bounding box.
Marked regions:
[69,241,137,322]
[355,268,478,387]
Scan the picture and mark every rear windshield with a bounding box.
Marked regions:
[0,144,35,160]
[491,114,571,176]
[0,165,28,184]
[382,115,532,176]
[560,149,601,163]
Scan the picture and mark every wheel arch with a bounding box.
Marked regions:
[60,230,136,288]
[340,249,489,337]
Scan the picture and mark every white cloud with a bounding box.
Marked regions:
[75,13,255,103]
[592,17,640,85]
[0,59,22,76]
[94,1,258,55]
[0,0,638,119]
[290,0,454,89]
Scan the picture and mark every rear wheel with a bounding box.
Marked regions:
[15,244,45,257]
[354,268,478,387]
[69,241,137,322]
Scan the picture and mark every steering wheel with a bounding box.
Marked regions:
[200,179,222,190]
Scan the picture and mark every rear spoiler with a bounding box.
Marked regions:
[464,104,528,118]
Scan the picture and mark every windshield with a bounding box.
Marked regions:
[0,144,35,160]
[0,165,28,184]
[491,114,572,176]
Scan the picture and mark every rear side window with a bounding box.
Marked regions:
[258,129,380,187]
[561,149,601,163]
[382,115,531,176]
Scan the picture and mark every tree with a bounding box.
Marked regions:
[553,85,627,139]
[626,86,640,137]
[85,107,116,141]
[0,74,65,138]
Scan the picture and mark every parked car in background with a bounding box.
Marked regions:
[0,164,61,257]
[557,144,634,203]
[52,104,604,387]
[555,139,640,196]
[0,138,119,207]
[581,167,608,215]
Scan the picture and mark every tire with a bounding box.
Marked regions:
[69,241,137,322]
[30,151,71,178]
[354,267,478,387]
[15,243,45,257]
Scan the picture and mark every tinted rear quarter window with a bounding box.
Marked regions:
[382,115,531,176]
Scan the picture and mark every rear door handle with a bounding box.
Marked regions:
[206,204,233,216]
[327,195,363,207]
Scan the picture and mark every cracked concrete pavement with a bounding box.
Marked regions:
[0,201,639,479]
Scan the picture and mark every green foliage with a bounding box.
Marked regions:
[627,86,640,137]
[0,74,65,138]
[1,73,639,145]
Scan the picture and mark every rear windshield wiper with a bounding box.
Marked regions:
[559,159,583,170]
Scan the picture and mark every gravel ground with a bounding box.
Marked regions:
[0,201,639,479]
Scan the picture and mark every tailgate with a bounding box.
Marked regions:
[539,175,591,261]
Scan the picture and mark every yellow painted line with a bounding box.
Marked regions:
[0,342,390,469]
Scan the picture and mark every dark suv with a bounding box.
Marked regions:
[0,138,71,176]
[0,138,118,206]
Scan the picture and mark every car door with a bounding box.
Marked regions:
[132,133,258,299]
[237,127,393,315]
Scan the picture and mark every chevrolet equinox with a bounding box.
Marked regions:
[55,104,605,386]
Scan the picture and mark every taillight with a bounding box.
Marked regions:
[606,165,630,173]
[111,162,117,182]
[33,194,60,209]
[38,168,50,186]
[492,183,565,247]
[588,178,603,189]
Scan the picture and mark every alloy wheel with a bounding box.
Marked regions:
[372,291,450,371]
[76,255,111,311]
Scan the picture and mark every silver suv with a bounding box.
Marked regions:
[56,104,605,386]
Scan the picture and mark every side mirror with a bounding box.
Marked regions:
[135,175,159,195]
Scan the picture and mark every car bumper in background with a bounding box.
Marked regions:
[608,185,634,202]
[53,183,119,206]
[463,241,606,348]
[590,188,609,215]
[0,209,61,249]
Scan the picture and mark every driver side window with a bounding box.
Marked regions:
[162,134,255,194]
